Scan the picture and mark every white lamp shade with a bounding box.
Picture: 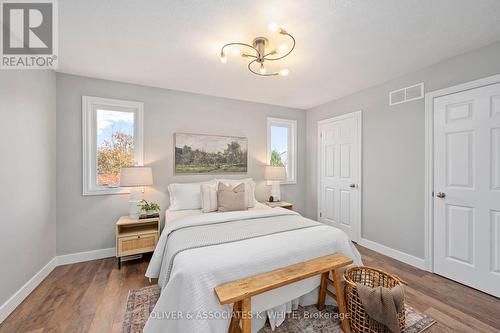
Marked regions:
[265,165,286,181]
[120,166,153,187]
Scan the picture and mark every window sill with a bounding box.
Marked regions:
[83,187,131,196]
[266,180,297,186]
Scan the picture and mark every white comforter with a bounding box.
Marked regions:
[144,209,361,333]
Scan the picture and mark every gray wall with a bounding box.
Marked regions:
[306,42,500,258]
[56,73,306,255]
[0,71,56,306]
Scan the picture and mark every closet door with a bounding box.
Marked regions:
[433,82,500,297]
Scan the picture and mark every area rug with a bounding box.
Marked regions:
[123,285,435,333]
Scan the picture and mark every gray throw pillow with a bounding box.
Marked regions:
[217,182,247,212]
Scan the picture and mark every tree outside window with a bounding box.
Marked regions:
[270,125,289,174]
[96,109,135,186]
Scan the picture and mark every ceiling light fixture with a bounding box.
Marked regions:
[219,23,295,77]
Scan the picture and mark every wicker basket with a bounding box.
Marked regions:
[344,266,406,333]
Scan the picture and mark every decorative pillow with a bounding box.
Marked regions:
[216,178,256,208]
[200,182,218,213]
[168,180,216,211]
[217,182,247,212]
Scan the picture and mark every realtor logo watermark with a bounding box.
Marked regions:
[1,0,58,69]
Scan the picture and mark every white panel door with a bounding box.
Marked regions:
[318,111,361,241]
[433,82,500,297]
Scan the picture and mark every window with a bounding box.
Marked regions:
[267,117,297,184]
[82,96,144,195]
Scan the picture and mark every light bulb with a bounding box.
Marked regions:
[220,52,227,64]
[260,63,267,74]
[278,44,288,53]
[278,68,289,76]
[268,22,278,33]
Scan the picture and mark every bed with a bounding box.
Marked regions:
[144,184,362,333]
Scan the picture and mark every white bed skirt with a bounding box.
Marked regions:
[254,285,338,332]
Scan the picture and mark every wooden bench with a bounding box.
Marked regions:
[214,253,353,333]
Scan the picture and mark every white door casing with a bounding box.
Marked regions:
[433,82,500,297]
[318,111,362,242]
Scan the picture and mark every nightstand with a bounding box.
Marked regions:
[115,216,160,269]
[263,201,293,210]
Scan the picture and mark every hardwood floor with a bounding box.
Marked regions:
[357,245,500,333]
[1,246,499,333]
[0,257,152,333]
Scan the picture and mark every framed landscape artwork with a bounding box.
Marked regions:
[174,133,248,174]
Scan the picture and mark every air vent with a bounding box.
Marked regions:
[389,89,405,105]
[389,83,424,106]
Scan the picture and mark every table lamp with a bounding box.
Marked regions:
[265,165,286,201]
[120,166,153,218]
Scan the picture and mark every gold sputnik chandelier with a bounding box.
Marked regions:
[219,23,295,77]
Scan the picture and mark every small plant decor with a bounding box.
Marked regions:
[138,199,160,215]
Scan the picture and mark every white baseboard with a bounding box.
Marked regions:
[0,247,117,323]
[359,238,428,270]
[56,247,116,266]
[0,257,57,323]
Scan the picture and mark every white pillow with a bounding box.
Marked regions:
[168,180,216,211]
[216,178,256,208]
[200,182,218,213]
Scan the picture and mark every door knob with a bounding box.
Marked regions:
[349,184,356,188]
[436,192,446,198]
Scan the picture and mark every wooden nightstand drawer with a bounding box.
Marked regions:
[118,232,158,257]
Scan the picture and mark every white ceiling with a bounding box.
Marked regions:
[58,0,500,109]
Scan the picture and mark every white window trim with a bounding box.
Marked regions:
[82,96,144,196]
[267,117,297,184]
